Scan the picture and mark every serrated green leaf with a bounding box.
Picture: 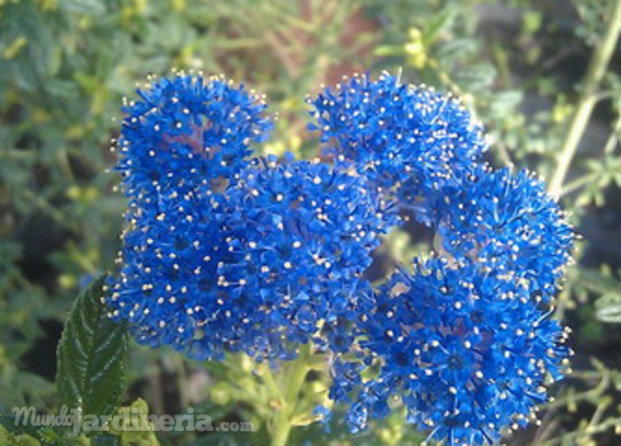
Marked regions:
[56,275,128,419]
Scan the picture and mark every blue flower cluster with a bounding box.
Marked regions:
[308,72,486,222]
[107,71,573,445]
[114,72,272,205]
[107,72,396,363]
[434,166,574,298]
[331,257,570,445]
[310,75,573,444]
[220,157,397,359]
[108,188,237,359]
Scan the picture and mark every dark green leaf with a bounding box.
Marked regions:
[56,274,128,419]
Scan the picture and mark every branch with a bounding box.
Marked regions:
[548,0,621,197]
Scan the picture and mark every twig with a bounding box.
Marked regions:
[603,113,621,155]
[548,0,621,197]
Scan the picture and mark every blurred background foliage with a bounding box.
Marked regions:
[1,0,621,444]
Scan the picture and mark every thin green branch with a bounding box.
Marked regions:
[603,113,621,155]
[560,113,621,196]
[560,172,598,196]
[541,416,621,446]
[543,369,610,412]
[548,0,621,197]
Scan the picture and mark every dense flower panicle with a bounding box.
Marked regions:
[105,189,254,360]
[113,72,272,204]
[307,72,486,218]
[106,72,574,445]
[219,156,399,358]
[434,167,574,299]
[106,153,397,361]
[333,257,570,445]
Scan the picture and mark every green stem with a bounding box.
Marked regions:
[270,344,311,446]
[548,0,621,196]
[559,110,621,197]
[560,172,598,196]
[603,113,621,155]
[261,363,283,398]
[541,416,621,446]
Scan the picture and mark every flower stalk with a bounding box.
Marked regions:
[269,344,311,446]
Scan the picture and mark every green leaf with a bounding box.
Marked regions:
[374,45,405,57]
[576,268,621,295]
[436,38,476,62]
[455,63,496,91]
[423,7,454,44]
[60,0,107,15]
[56,275,128,419]
[489,90,523,115]
[595,293,621,324]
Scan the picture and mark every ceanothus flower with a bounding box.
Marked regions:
[433,167,574,299]
[332,256,571,445]
[106,151,398,361]
[218,156,398,359]
[105,72,573,446]
[105,187,255,360]
[307,72,486,220]
[113,72,272,205]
